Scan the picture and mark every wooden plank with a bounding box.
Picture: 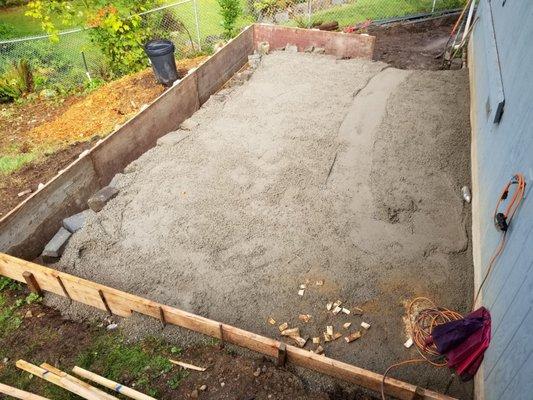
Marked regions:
[0,253,454,400]
[0,156,99,260]
[40,363,118,400]
[169,359,207,372]
[16,360,115,400]
[253,24,375,60]
[195,25,254,104]
[0,382,50,400]
[89,72,200,185]
[72,366,156,400]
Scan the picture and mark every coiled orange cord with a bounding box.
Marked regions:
[381,174,526,400]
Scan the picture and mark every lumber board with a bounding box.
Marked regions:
[0,253,455,400]
[72,366,156,400]
[0,382,50,400]
[195,25,254,104]
[0,156,99,260]
[40,363,118,400]
[16,360,113,400]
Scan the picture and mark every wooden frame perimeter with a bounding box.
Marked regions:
[0,253,454,400]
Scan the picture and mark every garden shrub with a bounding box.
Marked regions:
[217,0,242,39]
[0,59,34,102]
[0,38,89,93]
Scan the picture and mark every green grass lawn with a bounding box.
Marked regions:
[0,0,252,41]
[0,6,41,39]
[305,0,464,27]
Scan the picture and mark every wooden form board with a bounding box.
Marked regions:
[0,253,454,400]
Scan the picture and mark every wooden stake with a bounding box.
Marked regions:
[218,323,225,349]
[158,306,166,328]
[277,342,287,367]
[39,363,118,400]
[16,360,118,400]
[22,271,42,297]
[169,359,207,372]
[72,366,156,400]
[98,289,112,315]
[0,382,50,400]
[2,254,455,400]
[56,276,71,302]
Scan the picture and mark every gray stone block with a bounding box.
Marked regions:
[109,173,124,188]
[42,227,72,262]
[156,131,189,146]
[180,119,199,131]
[285,44,298,53]
[274,11,289,23]
[63,210,92,233]
[88,186,119,212]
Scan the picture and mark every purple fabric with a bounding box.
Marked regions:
[431,307,486,354]
[430,307,491,381]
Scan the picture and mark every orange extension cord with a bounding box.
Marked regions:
[381,173,527,400]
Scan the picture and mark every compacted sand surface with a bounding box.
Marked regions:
[51,52,473,397]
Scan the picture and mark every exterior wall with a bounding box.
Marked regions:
[469,1,533,399]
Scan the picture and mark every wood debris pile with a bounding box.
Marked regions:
[267,279,373,355]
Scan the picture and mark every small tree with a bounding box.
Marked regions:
[26,0,161,77]
[217,0,241,39]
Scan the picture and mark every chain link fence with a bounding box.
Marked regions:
[0,0,202,93]
[260,0,465,28]
[0,0,465,94]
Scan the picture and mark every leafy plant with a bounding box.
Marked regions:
[0,277,21,292]
[26,1,161,77]
[217,0,242,39]
[0,59,34,103]
[293,15,309,28]
[0,22,16,39]
[254,0,288,18]
[88,6,153,76]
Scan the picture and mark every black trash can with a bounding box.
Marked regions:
[144,39,179,87]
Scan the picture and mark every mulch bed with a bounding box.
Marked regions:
[0,56,206,217]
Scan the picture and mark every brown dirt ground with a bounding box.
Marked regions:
[0,288,338,400]
[0,140,96,217]
[0,56,206,217]
[368,15,457,70]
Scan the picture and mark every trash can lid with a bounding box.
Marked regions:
[144,39,175,57]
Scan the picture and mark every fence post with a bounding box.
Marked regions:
[192,0,202,51]
[307,0,312,28]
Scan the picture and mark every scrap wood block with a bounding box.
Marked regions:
[291,336,308,347]
[298,314,311,323]
[345,331,362,343]
[281,327,300,337]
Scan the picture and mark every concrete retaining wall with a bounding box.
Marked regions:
[253,24,375,59]
[0,25,374,260]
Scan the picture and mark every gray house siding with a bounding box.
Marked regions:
[469,1,533,399]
